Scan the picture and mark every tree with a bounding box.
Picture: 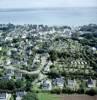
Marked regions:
[25,81,32,91]
[15,80,24,89]
[0,80,15,90]
[76,88,85,94]
[49,50,57,62]
[0,80,8,89]
[7,80,15,90]
[24,74,38,81]
[22,93,38,100]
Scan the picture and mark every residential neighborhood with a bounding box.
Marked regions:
[0,24,97,100]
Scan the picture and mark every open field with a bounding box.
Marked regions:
[38,93,60,100]
[60,95,97,100]
[38,93,97,100]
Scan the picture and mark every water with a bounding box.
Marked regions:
[0,7,97,26]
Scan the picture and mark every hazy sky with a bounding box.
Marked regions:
[0,0,97,8]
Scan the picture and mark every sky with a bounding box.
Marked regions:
[0,0,97,9]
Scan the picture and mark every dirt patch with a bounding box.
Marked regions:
[54,95,97,100]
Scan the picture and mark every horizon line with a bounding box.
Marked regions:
[0,7,97,11]
[0,6,97,9]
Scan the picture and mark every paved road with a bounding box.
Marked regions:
[4,56,47,75]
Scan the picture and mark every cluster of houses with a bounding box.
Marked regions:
[0,24,97,99]
[0,91,26,100]
[0,69,26,100]
[0,77,96,100]
[0,24,73,72]
[41,78,97,91]
[0,92,11,100]
[0,69,22,81]
[0,24,72,37]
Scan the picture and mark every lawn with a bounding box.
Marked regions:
[38,93,60,100]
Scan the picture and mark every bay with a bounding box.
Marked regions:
[0,7,97,26]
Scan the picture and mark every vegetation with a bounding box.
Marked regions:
[0,79,25,91]
[22,92,38,100]
[38,93,60,100]
[0,24,97,98]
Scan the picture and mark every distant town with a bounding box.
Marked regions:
[0,23,97,100]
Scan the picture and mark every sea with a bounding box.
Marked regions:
[0,7,97,26]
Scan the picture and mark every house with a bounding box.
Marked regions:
[5,37,13,41]
[2,75,12,80]
[33,54,40,63]
[0,92,11,100]
[5,69,14,76]
[14,71,22,80]
[6,50,11,56]
[40,53,49,65]
[21,34,27,39]
[91,47,97,53]
[67,79,77,89]
[0,47,2,51]
[16,91,26,100]
[42,80,52,91]
[6,60,11,65]
[43,61,52,73]
[92,47,96,51]
[52,77,64,89]
[87,79,96,88]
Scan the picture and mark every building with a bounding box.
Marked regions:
[2,75,12,80]
[42,80,52,91]
[67,79,77,89]
[52,77,64,89]
[43,61,52,73]
[16,91,26,100]
[0,47,2,51]
[87,79,96,88]
[0,92,11,100]
[5,69,14,76]
[14,71,22,80]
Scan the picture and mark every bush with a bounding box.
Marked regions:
[51,88,62,94]
[62,88,74,94]
[22,92,38,100]
[76,88,85,94]
[85,89,97,96]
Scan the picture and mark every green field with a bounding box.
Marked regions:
[38,93,60,100]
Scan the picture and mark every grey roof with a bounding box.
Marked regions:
[43,81,50,88]
[52,77,64,85]
[16,91,26,97]
[0,93,6,99]
[1,75,11,80]
[87,79,94,85]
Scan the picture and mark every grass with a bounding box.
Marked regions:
[38,93,60,100]
[38,93,97,100]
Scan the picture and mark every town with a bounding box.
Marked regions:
[0,23,97,100]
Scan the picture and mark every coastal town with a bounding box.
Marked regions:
[0,23,97,100]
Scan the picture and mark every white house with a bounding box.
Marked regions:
[44,61,52,73]
[2,75,12,80]
[42,80,52,91]
[67,79,77,89]
[52,77,64,89]
[5,69,14,76]
[14,71,22,80]
[0,47,2,51]
[0,92,11,100]
[16,91,26,100]
[87,79,96,88]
